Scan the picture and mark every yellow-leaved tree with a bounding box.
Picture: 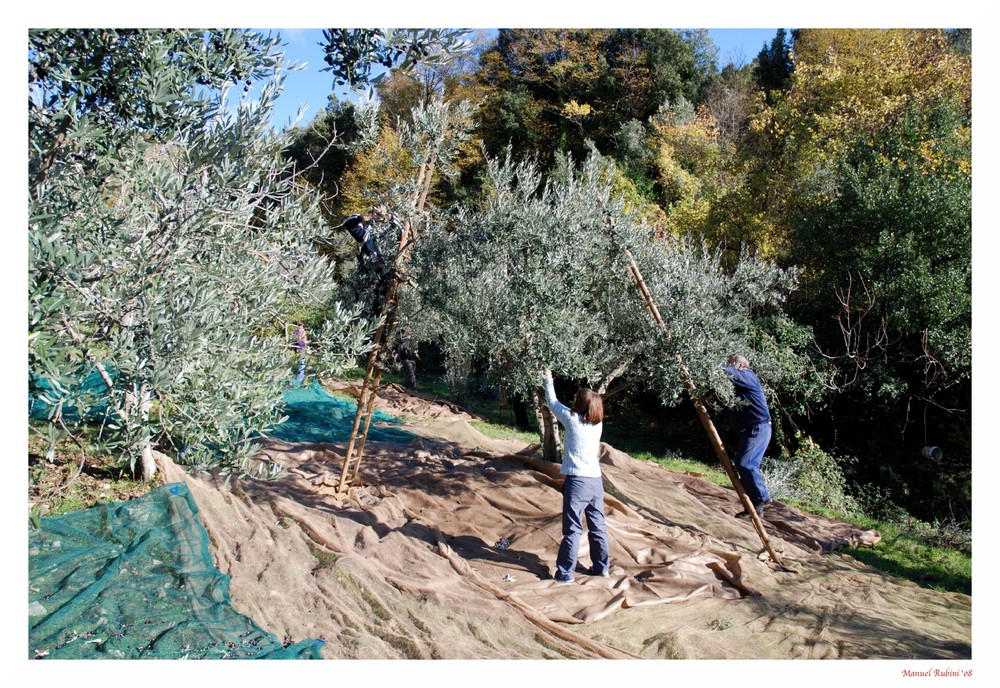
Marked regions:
[738,28,971,524]
[747,28,970,250]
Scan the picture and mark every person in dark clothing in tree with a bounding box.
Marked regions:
[723,353,773,519]
[336,208,399,317]
[339,212,382,305]
[340,212,382,266]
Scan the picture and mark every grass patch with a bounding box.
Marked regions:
[770,497,970,595]
[708,618,732,631]
[358,586,393,622]
[380,631,423,659]
[28,421,158,519]
[469,420,537,444]
[531,632,565,656]
[307,541,339,573]
[640,631,683,659]
[466,622,495,648]
[840,514,971,595]
[407,611,430,635]
[636,450,732,487]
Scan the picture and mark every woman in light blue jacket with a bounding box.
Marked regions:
[542,369,610,584]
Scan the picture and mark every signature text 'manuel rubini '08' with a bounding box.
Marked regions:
[901,668,970,678]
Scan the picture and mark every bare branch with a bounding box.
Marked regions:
[596,357,633,396]
[813,272,891,391]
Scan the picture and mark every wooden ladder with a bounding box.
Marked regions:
[337,161,435,493]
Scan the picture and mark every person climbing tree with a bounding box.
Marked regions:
[339,212,381,264]
[336,207,400,318]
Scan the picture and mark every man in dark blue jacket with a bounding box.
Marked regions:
[339,213,382,266]
[336,209,400,317]
[723,353,772,519]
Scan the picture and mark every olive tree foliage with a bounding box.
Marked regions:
[411,148,804,460]
[321,29,473,91]
[407,150,636,458]
[325,95,477,213]
[29,29,373,480]
[319,94,479,378]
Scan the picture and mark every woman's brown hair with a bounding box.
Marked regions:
[571,387,604,425]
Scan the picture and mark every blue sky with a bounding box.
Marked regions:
[264,28,781,131]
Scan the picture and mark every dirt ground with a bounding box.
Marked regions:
[146,378,971,676]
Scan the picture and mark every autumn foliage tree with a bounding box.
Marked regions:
[474,29,717,169]
[735,29,972,521]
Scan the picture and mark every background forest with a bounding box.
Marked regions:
[29,28,972,544]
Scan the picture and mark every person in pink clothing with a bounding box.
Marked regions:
[293,322,308,385]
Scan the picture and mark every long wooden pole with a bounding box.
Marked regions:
[350,225,414,484]
[622,246,786,568]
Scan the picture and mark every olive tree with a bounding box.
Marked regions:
[29,29,373,480]
[411,148,805,460]
[321,28,473,91]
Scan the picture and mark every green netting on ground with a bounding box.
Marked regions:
[29,366,115,423]
[30,372,413,446]
[28,483,324,659]
[268,381,414,444]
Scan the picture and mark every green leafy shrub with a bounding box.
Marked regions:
[764,434,859,515]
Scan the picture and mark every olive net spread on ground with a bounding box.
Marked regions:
[28,483,323,659]
[27,382,401,660]
[29,379,971,660]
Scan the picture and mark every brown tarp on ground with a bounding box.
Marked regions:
[153,380,970,660]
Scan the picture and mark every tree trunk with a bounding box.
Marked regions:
[511,394,530,430]
[138,384,157,482]
[533,387,561,462]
